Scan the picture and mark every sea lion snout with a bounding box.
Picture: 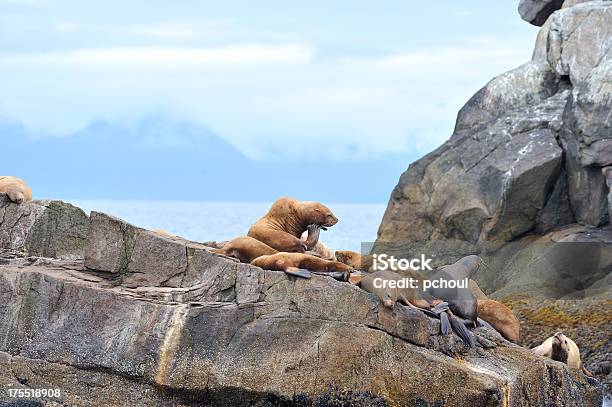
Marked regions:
[323,214,338,228]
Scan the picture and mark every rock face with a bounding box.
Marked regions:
[377,0,612,265]
[0,201,603,406]
[376,0,611,397]
[0,193,88,260]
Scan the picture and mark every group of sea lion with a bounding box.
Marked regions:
[0,186,591,375]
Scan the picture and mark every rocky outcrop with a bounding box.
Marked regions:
[519,0,564,25]
[376,0,611,398]
[0,193,88,260]
[0,199,603,406]
[377,0,612,263]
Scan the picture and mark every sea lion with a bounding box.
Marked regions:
[335,250,373,271]
[532,332,592,376]
[477,299,520,343]
[250,252,353,278]
[359,270,474,347]
[212,236,278,263]
[248,197,338,253]
[301,230,335,260]
[0,176,32,204]
[469,279,488,300]
[359,270,430,308]
[426,255,483,324]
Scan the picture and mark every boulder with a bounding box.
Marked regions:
[0,193,88,260]
[543,1,612,85]
[518,0,564,26]
[84,211,241,291]
[378,91,567,249]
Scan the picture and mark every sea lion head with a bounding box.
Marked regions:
[300,201,338,229]
[335,250,359,267]
[5,186,25,204]
[551,332,570,363]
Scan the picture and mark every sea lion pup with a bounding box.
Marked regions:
[248,197,338,253]
[427,255,483,324]
[532,332,592,376]
[335,250,373,272]
[359,271,474,347]
[250,252,352,278]
[0,176,33,204]
[212,236,278,263]
[476,299,520,343]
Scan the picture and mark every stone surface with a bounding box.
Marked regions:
[84,211,238,289]
[0,193,88,260]
[378,91,567,248]
[544,1,612,85]
[0,246,603,407]
[518,0,564,26]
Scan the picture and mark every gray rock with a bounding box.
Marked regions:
[544,1,612,85]
[85,211,238,290]
[603,166,612,220]
[378,91,567,249]
[0,194,88,260]
[519,0,564,26]
[566,60,612,167]
[0,247,603,406]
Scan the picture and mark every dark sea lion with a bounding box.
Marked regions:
[477,299,520,343]
[301,227,336,260]
[532,332,592,376]
[212,236,278,263]
[250,252,352,279]
[427,255,483,324]
[335,250,374,272]
[0,176,32,204]
[248,197,338,252]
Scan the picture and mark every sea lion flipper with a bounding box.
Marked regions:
[284,268,312,279]
[449,313,475,347]
[440,312,450,335]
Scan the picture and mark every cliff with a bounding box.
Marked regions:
[376,0,611,397]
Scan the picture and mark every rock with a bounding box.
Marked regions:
[84,211,240,291]
[378,91,567,249]
[453,61,565,134]
[518,0,564,26]
[603,167,612,220]
[543,1,612,85]
[565,60,612,167]
[0,194,88,260]
[0,245,603,406]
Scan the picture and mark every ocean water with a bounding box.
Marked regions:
[70,200,387,252]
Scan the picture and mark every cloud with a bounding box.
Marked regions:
[0,10,536,161]
[0,44,315,71]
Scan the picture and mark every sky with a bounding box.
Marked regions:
[0,1,539,201]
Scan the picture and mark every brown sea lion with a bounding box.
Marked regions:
[212,236,278,263]
[359,270,429,308]
[469,279,488,300]
[248,197,338,252]
[477,299,520,343]
[532,332,592,376]
[335,250,373,271]
[0,176,32,204]
[250,252,352,278]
